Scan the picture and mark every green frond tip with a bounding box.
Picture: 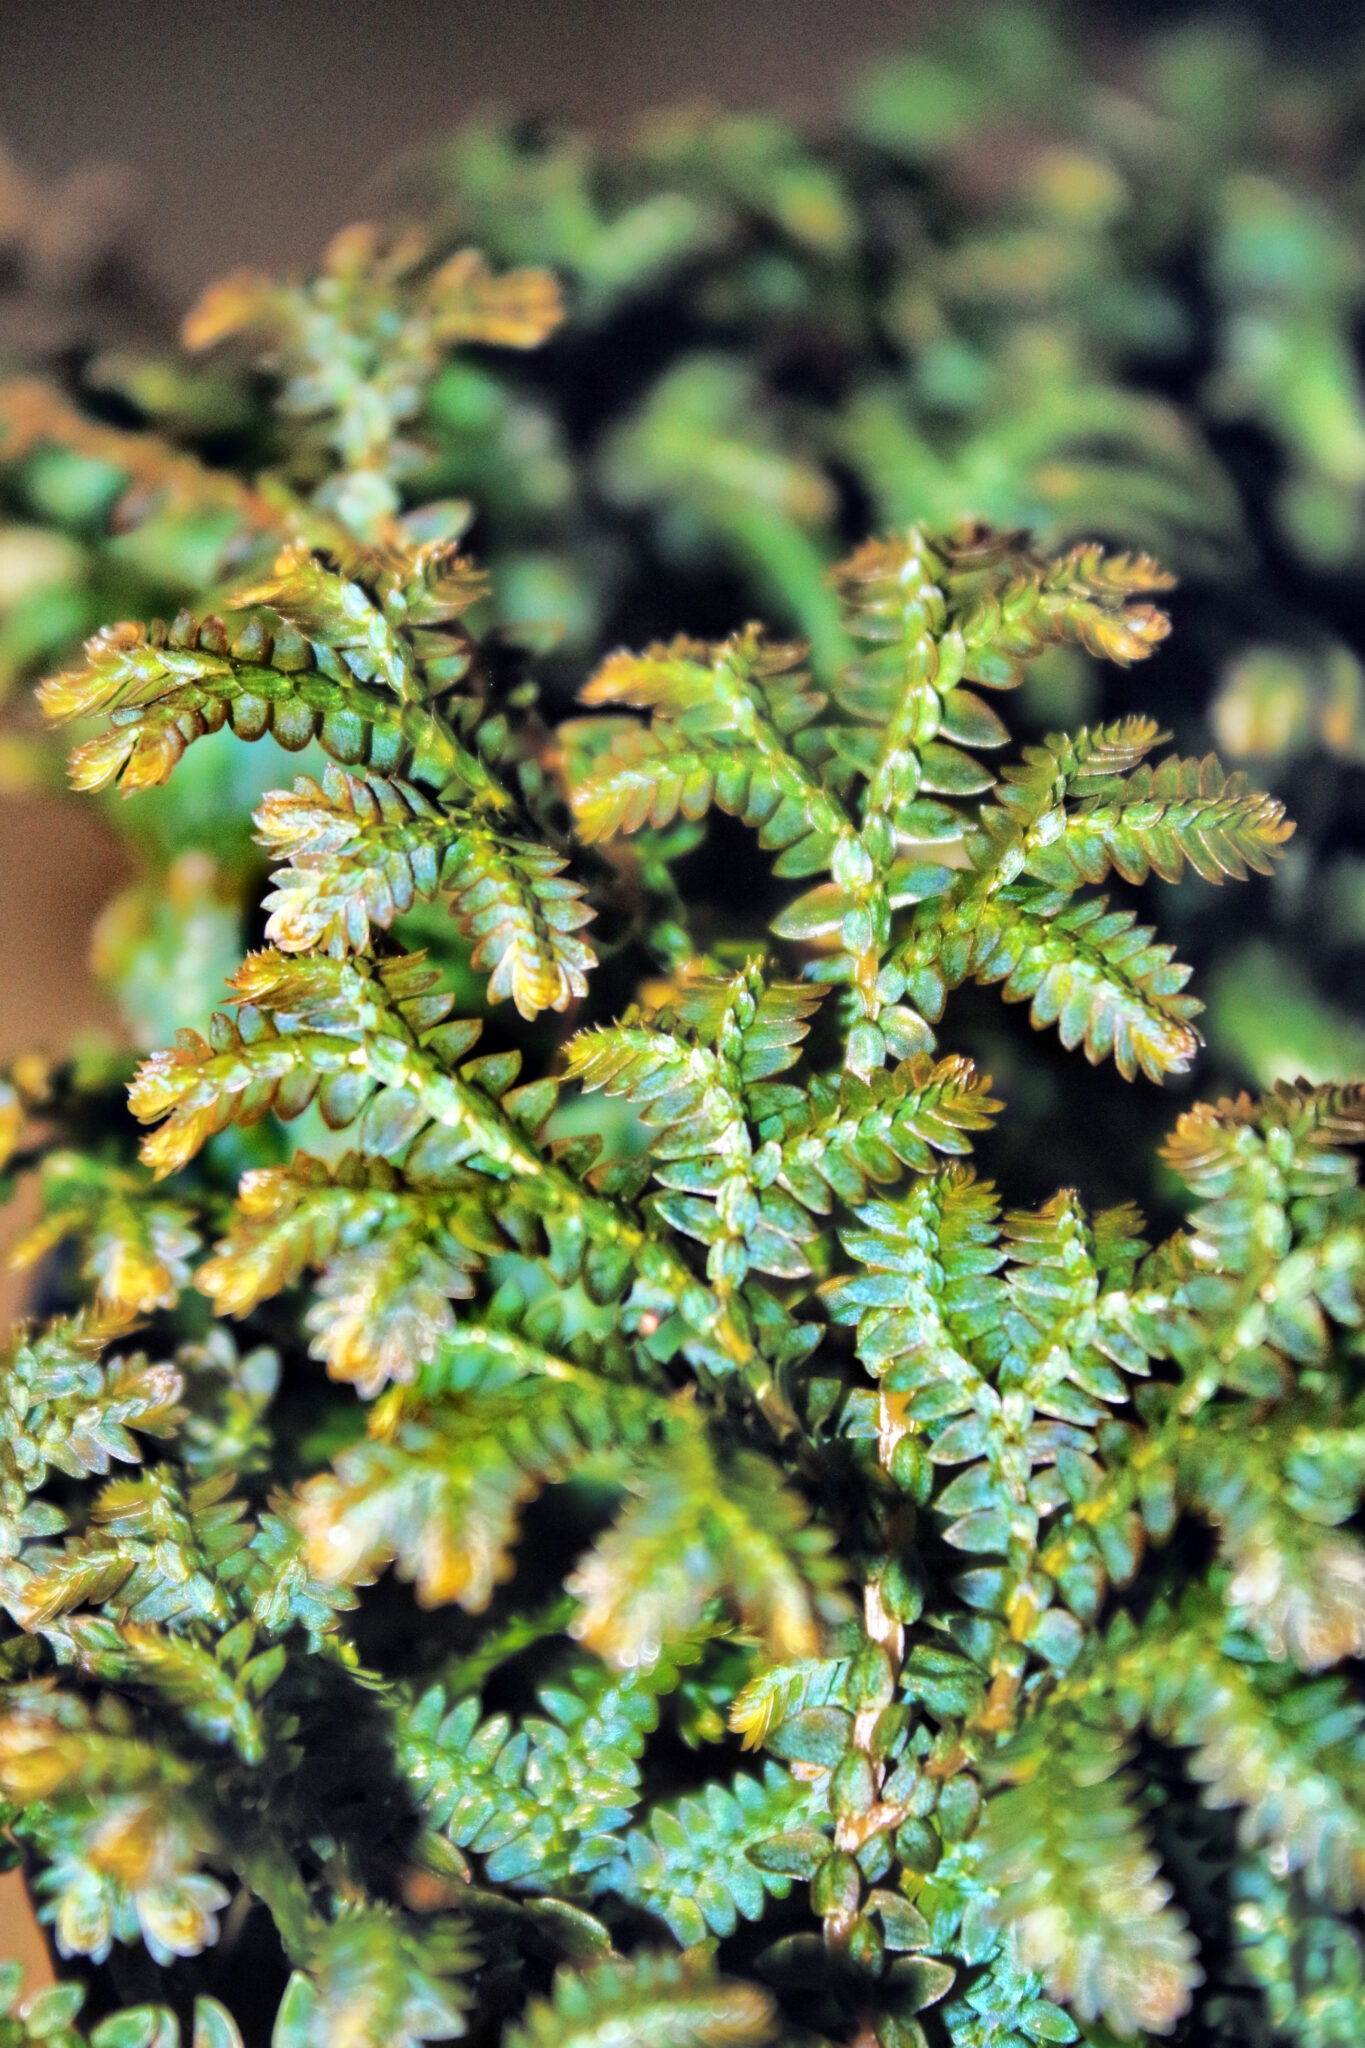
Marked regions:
[257,765,595,1017]
[981,1715,1202,2037]
[1159,1079,1365,1196]
[559,520,1279,1090]
[897,888,1202,1082]
[185,236,564,358]
[274,1905,474,2048]
[568,1433,848,1669]
[566,627,841,855]
[37,537,498,800]
[182,230,562,534]
[125,950,501,1179]
[505,1949,776,2048]
[831,527,1176,690]
[990,730,1295,890]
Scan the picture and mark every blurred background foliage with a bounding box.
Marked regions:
[3,0,1365,1214]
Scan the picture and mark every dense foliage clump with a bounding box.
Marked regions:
[2,8,1365,2046]
[4,2,1365,1120]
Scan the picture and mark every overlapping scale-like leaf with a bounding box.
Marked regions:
[566,628,844,867]
[38,541,498,799]
[897,884,1202,1081]
[505,1949,776,2048]
[980,1716,1201,2037]
[567,1431,847,1669]
[258,765,595,1016]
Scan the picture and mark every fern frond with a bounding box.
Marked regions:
[1161,1082,1365,1199]
[399,1651,693,1889]
[185,226,562,533]
[275,1905,473,2048]
[825,527,1171,838]
[228,537,486,703]
[292,1416,548,1613]
[0,1315,183,1551]
[9,1153,200,1315]
[770,1053,1002,1208]
[568,1432,845,1669]
[444,826,596,1018]
[832,527,1173,713]
[196,1153,484,1392]
[125,951,490,1177]
[564,1025,733,1146]
[899,887,1202,1081]
[505,1949,775,2048]
[37,610,447,798]
[37,533,503,798]
[1226,1862,1365,2048]
[1002,745,1295,890]
[826,1173,1156,1669]
[669,972,824,1076]
[134,951,768,1388]
[600,1761,819,1944]
[1142,1082,1365,1398]
[239,1509,358,1646]
[823,1167,1001,1441]
[87,1624,272,1764]
[1195,1438,1365,1671]
[294,1373,648,1610]
[3,1466,250,1638]
[563,526,1239,1085]
[0,1685,228,1970]
[568,628,845,863]
[567,970,828,1285]
[980,1714,1202,2036]
[256,768,452,949]
[1122,1600,1365,1908]
[261,765,595,1014]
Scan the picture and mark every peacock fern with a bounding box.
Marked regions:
[0,93,1362,2047]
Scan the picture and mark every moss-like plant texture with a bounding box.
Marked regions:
[2,9,1365,2047]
